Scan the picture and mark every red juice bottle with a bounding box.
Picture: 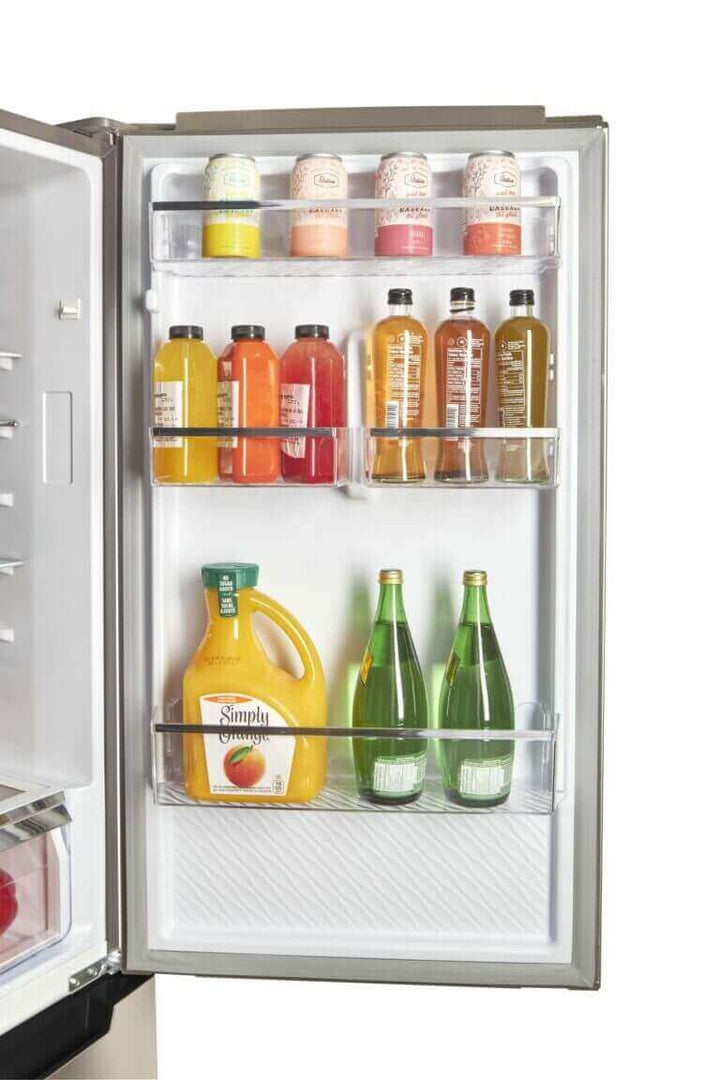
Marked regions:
[279,325,346,484]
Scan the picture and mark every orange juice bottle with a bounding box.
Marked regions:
[182,564,326,803]
[217,325,279,484]
[153,325,217,483]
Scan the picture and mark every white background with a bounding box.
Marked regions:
[2,2,718,1076]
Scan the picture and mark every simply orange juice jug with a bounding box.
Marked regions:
[182,563,326,802]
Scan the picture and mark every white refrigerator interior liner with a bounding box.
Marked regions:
[133,136,580,968]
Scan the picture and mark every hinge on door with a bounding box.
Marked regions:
[68,949,121,993]
[59,117,124,151]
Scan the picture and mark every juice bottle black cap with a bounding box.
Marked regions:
[169,325,203,340]
[450,287,475,303]
[509,289,535,306]
[388,288,412,304]
[232,325,265,341]
[295,324,329,339]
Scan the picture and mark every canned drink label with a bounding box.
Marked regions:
[203,156,261,228]
[375,154,432,230]
[463,154,520,229]
[290,156,348,230]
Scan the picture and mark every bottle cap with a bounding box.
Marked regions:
[388,288,412,305]
[379,569,403,584]
[463,570,487,586]
[201,563,259,591]
[450,287,475,304]
[509,289,534,306]
[295,324,329,339]
[169,325,203,340]
[232,325,265,341]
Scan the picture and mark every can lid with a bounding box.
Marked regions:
[509,288,535,306]
[295,324,329,339]
[379,569,403,584]
[295,152,343,163]
[201,563,259,591]
[450,287,475,304]
[231,325,265,341]
[467,150,516,160]
[169,325,203,340]
[208,153,256,162]
[388,287,412,305]
[380,151,428,161]
[463,570,487,586]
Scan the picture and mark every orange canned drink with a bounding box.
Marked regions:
[463,151,521,256]
[290,153,348,257]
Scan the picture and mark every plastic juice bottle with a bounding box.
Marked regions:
[182,563,326,803]
[153,325,217,483]
[217,325,279,484]
[279,325,346,484]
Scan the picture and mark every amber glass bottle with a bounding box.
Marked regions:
[370,288,427,482]
[494,289,551,482]
[435,287,490,483]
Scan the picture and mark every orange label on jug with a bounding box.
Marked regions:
[199,693,295,797]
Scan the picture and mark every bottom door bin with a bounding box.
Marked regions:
[0,789,71,975]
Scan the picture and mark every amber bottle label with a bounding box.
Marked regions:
[443,336,484,427]
[380,334,423,426]
[496,341,527,427]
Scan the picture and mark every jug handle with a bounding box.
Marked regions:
[249,590,323,689]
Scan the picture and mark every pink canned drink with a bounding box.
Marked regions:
[290,153,349,257]
[463,151,521,256]
[374,152,433,257]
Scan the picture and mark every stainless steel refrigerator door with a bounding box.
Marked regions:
[117,109,606,989]
[0,109,114,1033]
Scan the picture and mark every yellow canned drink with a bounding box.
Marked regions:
[202,154,261,258]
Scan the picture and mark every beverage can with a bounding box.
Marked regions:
[374,152,433,257]
[463,151,521,256]
[202,154,261,258]
[290,153,348,257]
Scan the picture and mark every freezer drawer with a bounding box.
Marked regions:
[0,791,71,977]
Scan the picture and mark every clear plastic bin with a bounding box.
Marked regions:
[152,701,559,814]
[0,787,71,975]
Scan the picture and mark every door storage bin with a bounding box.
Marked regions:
[0,789,71,975]
[152,700,559,814]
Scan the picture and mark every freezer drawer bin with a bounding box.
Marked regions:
[150,196,560,271]
[363,427,559,488]
[152,701,559,813]
[0,790,71,975]
[150,426,352,487]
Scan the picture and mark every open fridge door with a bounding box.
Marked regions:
[118,107,606,989]
[0,109,111,1038]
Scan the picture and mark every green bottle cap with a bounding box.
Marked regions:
[201,563,259,591]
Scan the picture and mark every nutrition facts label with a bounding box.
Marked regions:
[373,753,426,797]
[383,336,423,424]
[496,342,527,426]
[444,340,484,427]
[153,381,183,447]
[459,754,513,799]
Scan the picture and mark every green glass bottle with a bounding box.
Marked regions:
[352,569,428,804]
[438,571,514,807]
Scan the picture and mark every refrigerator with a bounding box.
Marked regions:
[0,104,606,1071]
